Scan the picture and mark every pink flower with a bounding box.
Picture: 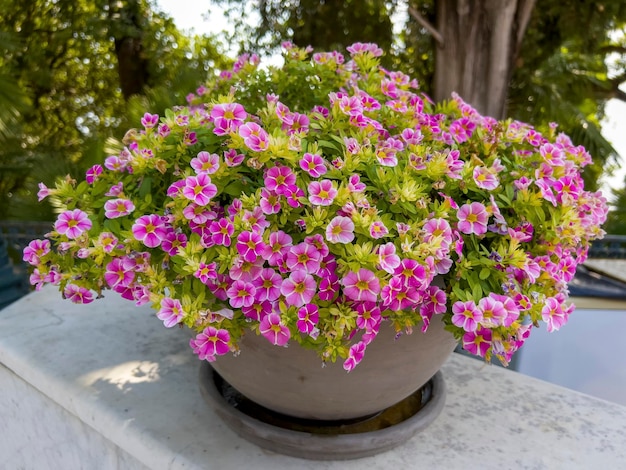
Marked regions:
[296,304,319,335]
[194,262,217,284]
[377,242,401,274]
[541,297,568,332]
[63,284,94,304]
[104,258,135,288]
[104,198,135,219]
[191,151,220,174]
[236,231,265,262]
[132,214,168,248]
[369,221,388,239]
[211,102,246,127]
[182,173,218,206]
[252,268,283,302]
[355,302,381,331]
[23,239,51,265]
[85,165,103,184]
[473,166,499,190]
[227,280,257,308]
[157,297,184,328]
[264,166,296,195]
[239,122,269,151]
[299,153,327,177]
[285,242,321,274]
[280,271,316,307]
[259,188,281,214]
[161,231,187,256]
[141,112,159,129]
[394,258,428,289]
[478,295,507,327]
[55,209,92,239]
[457,202,489,235]
[462,326,492,357]
[224,148,245,167]
[326,216,355,244]
[262,230,292,266]
[209,218,234,247]
[343,341,366,372]
[347,42,383,57]
[37,182,51,201]
[451,300,483,332]
[342,268,380,303]
[190,326,231,361]
[259,313,290,346]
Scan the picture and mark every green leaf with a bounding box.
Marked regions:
[479,267,491,280]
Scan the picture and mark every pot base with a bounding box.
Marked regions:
[199,363,447,460]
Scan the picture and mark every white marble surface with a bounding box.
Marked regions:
[1,286,626,469]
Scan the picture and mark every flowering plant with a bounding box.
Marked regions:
[25,43,607,371]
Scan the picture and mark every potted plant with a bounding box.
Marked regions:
[24,42,607,453]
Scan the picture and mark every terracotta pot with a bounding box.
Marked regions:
[209,313,457,420]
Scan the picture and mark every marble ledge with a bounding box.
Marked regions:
[1,286,625,470]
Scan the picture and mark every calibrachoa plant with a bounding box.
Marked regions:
[25,42,608,371]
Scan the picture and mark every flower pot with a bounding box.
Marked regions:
[199,313,456,459]
[208,313,457,420]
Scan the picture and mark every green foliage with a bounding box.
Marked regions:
[0,0,230,220]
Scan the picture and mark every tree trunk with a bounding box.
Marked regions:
[433,0,535,119]
[108,0,150,100]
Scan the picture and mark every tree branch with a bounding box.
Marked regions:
[407,4,444,46]
[514,0,536,56]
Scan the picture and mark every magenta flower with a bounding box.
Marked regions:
[182,173,218,206]
[104,198,135,219]
[280,271,316,307]
[211,102,246,124]
[478,296,507,327]
[285,242,321,274]
[318,274,339,301]
[355,302,382,331]
[473,166,499,190]
[209,218,234,247]
[252,268,283,302]
[377,242,401,274]
[394,258,428,288]
[296,304,319,335]
[140,112,159,129]
[224,148,245,167]
[85,165,103,184]
[325,216,355,244]
[347,42,383,57]
[264,166,296,195]
[236,231,265,262]
[261,230,292,265]
[259,313,290,346]
[157,297,184,328]
[63,284,94,304]
[194,262,217,284]
[132,214,168,248]
[369,221,389,239]
[55,209,92,239]
[541,297,568,332]
[191,151,220,174]
[37,182,50,201]
[161,231,187,256]
[342,268,380,303]
[462,326,492,357]
[104,258,135,288]
[23,239,51,266]
[457,202,489,235]
[299,153,327,177]
[451,300,483,332]
[190,326,231,361]
[239,121,269,151]
[227,280,257,308]
[343,341,367,372]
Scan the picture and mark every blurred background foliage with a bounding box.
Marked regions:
[1,0,626,233]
